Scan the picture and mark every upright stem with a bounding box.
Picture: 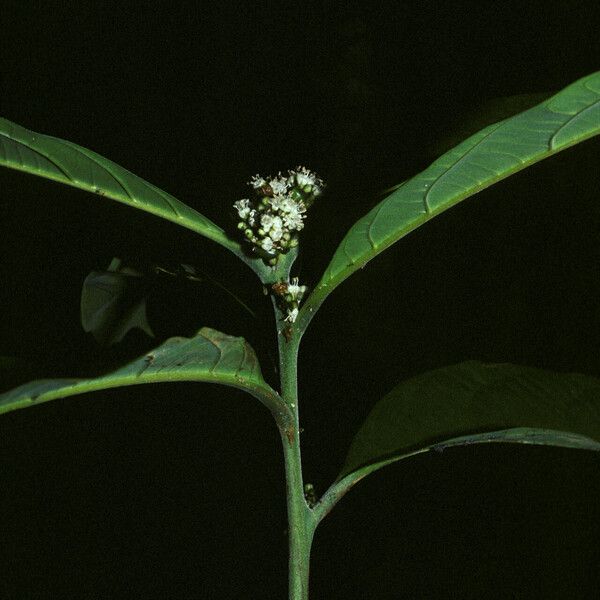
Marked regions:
[259,250,316,598]
[276,323,316,599]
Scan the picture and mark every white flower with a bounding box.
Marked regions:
[277,196,294,213]
[268,194,285,212]
[276,198,290,213]
[287,277,307,299]
[269,175,289,196]
[247,209,257,227]
[234,198,252,220]
[270,196,306,230]
[285,307,299,323]
[269,216,284,240]
[249,174,267,189]
[260,237,275,253]
[283,205,305,230]
[290,166,322,189]
[260,213,283,241]
[261,213,275,229]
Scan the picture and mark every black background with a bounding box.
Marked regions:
[1,2,599,598]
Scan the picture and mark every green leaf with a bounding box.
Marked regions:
[340,361,600,481]
[309,71,600,311]
[0,327,282,417]
[428,91,553,158]
[0,117,238,254]
[81,258,154,346]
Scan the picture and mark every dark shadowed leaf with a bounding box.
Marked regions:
[0,327,280,417]
[81,258,154,346]
[340,361,600,481]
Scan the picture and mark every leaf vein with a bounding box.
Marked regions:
[548,97,600,150]
[423,121,505,207]
[366,202,388,249]
[57,139,139,203]
[0,132,74,182]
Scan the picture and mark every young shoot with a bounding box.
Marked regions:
[1,71,600,599]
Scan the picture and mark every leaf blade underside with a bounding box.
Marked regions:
[340,361,600,481]
[0,327,279,416]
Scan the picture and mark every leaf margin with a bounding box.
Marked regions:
[0,326,286,421]
[312,360,600,524]
[0,117,240,254]
[297,70,600,332]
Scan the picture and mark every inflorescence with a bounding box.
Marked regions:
[234,167,323,323]
[272,277,308,323]
[233,166,323,262]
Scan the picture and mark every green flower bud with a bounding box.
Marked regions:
[289,188,303,202]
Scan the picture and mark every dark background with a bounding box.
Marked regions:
[1,2,599,598]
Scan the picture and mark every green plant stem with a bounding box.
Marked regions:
[260,248,317,598]
[275,313,316,599]
[279,422,315,599]
[312,452,427,525]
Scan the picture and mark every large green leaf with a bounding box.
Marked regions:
[428,91,555,159]
[339,361,600,481]
[0,327,282,417]
[0,117,238,253]
[303,71,600,318]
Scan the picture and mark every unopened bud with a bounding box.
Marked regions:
[260,184,274,197]
[290,188,303,202]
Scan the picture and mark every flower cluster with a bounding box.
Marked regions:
[234,167,323,262]
[272,277,308,323]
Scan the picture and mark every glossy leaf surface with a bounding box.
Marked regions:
[313,71,600,305]
[0,327,279,416]
[340,361,600,480]
[428,91,552,157]
[0,118,237,252]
